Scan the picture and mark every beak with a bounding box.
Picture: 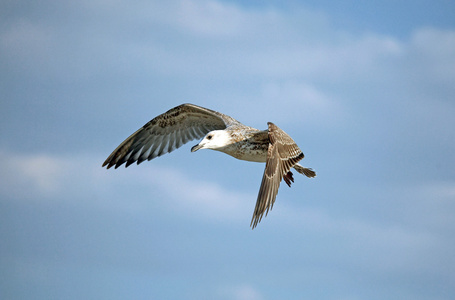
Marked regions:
[191,143,203,152]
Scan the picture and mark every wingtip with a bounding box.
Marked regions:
[250,220,258,230]
[250,213,264,229]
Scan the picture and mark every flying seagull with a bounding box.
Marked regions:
[102,103,316,228]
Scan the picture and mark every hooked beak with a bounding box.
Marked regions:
[191,143,204,152]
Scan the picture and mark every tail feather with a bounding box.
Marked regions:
[293,164,316,178]
[283,171,294,187]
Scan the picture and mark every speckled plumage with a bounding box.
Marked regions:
[102,103,316,228]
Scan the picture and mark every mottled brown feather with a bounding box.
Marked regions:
[102,103,239,169]
[103,104,315,229]
[250,122,304,228]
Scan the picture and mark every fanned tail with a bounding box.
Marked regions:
[293,163,316,178]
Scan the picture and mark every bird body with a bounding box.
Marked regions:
[103,103,315,228]
[191,127,269,162]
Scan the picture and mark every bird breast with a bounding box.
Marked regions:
[218,141,268,163]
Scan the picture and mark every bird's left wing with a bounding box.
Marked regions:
[250,122,304,229]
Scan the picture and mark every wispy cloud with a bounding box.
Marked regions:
[139,163,254,222]
[3,147,452,274]
[1,0,454,128]
[0,149,253,224]
[2,1,453,84]
[0,150,70,198]
[1,1,454,299]
[217,283,264,300]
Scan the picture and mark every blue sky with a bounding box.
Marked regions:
[1,0,454,299]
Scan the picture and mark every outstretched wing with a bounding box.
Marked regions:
[250,122,304,229]
[102,103,239,169]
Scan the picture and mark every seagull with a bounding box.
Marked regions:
[102,103,316,228]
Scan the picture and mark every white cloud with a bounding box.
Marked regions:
[2,1,455,298]
[132,0,407,82]
[411,27,455,58]
[271,181,455,275]
[0,149,254,223]
[1,149,454,290]
[91,0,454,125]
[0,150,70,198]
[423,182,455,199]
[172,0,249,37]
[252,80,344,126]
[218,284,264,300]
[407,27,455,85]
[3,0,454,87]
[140,164,254,222]
[2,146,453,247]
[2,1,454,126]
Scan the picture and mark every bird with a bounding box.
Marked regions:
[102,103,316,228]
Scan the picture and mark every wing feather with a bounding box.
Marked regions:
[102,104,240,169]
[250,122,304,229]
[146,135,163,161]
[156,134,170,157]
[174,129,183,149]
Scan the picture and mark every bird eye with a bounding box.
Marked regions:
[207,135,212,140]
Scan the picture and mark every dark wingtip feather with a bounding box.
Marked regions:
[125,160,135,168]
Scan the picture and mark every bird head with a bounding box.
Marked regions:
[191,130,231,152]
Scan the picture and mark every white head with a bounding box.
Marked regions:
[191,130,232,152]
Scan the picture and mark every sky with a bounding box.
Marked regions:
[1,0,455,299]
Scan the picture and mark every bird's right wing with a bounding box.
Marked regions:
[102,103,239,169]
